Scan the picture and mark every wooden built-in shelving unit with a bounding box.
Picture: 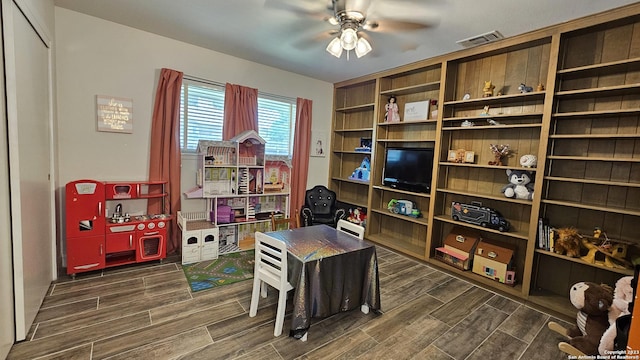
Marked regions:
[328,3,640,318]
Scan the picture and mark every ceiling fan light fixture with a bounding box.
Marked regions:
[340,28,358,50]
[326,37,343,58]
[355,37,372,58]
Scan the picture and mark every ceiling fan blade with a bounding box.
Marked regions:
[264,0,331,19]
[366,0,441,25]
[366,18,436,32]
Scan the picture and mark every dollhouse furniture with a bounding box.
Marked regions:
[261,225,380,340]
[300,185,347,228]
[337,219,365,239]
[249,232,295,337]
[177,211,219,264]
[270,212,299,231]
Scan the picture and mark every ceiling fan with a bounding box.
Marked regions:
[265,0,438,59]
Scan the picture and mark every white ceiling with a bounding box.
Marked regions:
[54,0,639,83]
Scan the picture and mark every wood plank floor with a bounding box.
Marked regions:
[8,246,573,360]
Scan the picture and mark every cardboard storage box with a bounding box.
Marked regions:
[472,238,516,285]
[435,226,481,270]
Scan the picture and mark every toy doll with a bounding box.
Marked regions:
[385,96,400,122]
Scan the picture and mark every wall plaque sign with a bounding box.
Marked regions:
[96,95,133,133]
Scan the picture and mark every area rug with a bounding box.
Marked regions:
[182,250,255,292]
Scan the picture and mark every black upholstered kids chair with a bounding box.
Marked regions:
[300,185,347,228]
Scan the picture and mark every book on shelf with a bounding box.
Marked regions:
[537,218,556,252]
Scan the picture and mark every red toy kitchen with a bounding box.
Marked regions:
[65,179,171,277]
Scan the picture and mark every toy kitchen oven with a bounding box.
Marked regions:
[65,179,171,277]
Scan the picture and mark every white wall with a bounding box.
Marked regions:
[55,8,333,219]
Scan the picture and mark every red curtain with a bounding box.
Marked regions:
[148,68,183,254]
[290,98,312,219]
[222,83,258,140]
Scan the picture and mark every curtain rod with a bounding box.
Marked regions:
[183,74,296,103]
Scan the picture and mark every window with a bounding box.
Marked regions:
[180,79,296,156]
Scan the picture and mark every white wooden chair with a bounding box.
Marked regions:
[337,219,365,239]
[249,231,294,336]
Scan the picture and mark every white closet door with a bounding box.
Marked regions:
[3,0,54,341]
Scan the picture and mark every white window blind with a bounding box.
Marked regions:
[180,78,296,156]
[258,95,296,156]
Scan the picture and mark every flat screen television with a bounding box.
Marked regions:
[383,147,434,193]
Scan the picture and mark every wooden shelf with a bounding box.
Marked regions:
[535,249,635,276]
[557,56,640,76]
[541,199,640,217]
[370,208,429,225]
[372,185,431,198]
[427,259,525,298]
[549,133,640,139]
[330,177,370,186]
[438,162,537,171]
[331,7,640,320]
[367,233,426,259]
[442,123,542,131]
[544,176,640,188]
[433,215,529,240]
[443,112,544,122]
[527,290,575,320]
[335,103,375,112]
[332,150,372,155]
[376,138,436,143]
[555,83,640,98]
[377,119,437,126]
[552,108,640,118]
[547,155,640,162]
[436,188,533,205]
[333,127,374,132]
[380,81,440,96]
[443,91,545,106]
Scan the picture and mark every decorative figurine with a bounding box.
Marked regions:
[483,81,495,97]
[488,144,510,166]
[536,83,545,91]
[461,119,475,127]
[462,93,471,101]
[486,118,502,126]
[518,83,533,93]
[480,105,490,116]
[519,154,537,168]
[385,95,401,122]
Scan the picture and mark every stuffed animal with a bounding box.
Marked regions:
[549,282,613,356]
[554,227,582,258]
[598,276,634,355]
[501,169,534,200]
[518,83,533,93]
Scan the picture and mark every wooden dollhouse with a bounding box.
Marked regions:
[179,130,291,264]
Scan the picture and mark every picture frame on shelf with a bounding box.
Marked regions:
[403,100,430,122]
[464,151,475,163]
[447,150,458,162]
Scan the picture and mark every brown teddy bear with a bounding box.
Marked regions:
[549,281,613,355]
[554,227,582,258]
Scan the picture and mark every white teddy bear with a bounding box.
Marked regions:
[598,276,634,355]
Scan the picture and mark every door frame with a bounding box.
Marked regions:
[2,0,56,341]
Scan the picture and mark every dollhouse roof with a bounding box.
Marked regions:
[475,238,515,264]
[230,130,265,145]
[265,155,292,168]
[444,227,481,254]
[196,139,235,154]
